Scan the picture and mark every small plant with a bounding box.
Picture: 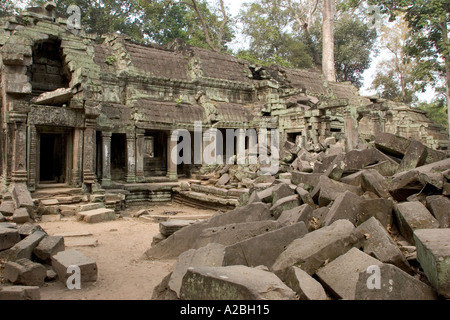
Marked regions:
[176,98,183,106]
[105,55,116,65]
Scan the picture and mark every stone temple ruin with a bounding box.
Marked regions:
[0,3,449,300]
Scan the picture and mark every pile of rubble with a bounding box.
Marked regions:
[147,132,450,300]
[0,222,97,300]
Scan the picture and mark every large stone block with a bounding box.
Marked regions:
[271,183,295,205]
[0,227,21,251]
[180,266,297,300]
[394,202,440,243]
[0,286,40,300]
[356,217,410,272]
[271,220,361,277]
[291,172,323,189]
[33,235,65,263]
[356,263,437,300]
[356,198,393,228]
[414,229,450,298]
[13,208,30,224]
[311,176,362,207]
[223,222,308,268]
[277,204,313,228]
[77,208,115,223]
[375,133,411,158]
[295,186,315,207]
[5,231,46,261]
[316,248,382,300]
[361,170,390,199]
[284,266,328,300]
[323,191,362,227]
[4,258,46,286]
[51,249,98,283]
[426,195,450,228]
[270,195,300,219]
[12,183,34,210]
[0,201,15,217]
[397,140,428,173]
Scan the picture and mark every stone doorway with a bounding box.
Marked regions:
[39,133,68,184]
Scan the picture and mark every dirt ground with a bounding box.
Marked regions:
[37,202,216,300]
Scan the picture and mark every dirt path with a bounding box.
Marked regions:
[38,203,216,300]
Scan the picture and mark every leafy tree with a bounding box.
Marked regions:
[0,0,23,17]
[418,97,449,131]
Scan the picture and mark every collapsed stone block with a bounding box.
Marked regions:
[0,227,21,251]
[311,176,362,207]
[397,140,428,173]
[180,265,297,300]
[291,172,323,189]
[77,208,115,223]
[375,132,411,158]
[295,186,315,207]
[277,204,313,228]
[159,220,195,237]
[323,191,362,226]
[0,201,15,216]
[356,263,437,300]
[13,208,30,224]
[4,258,47,286]
[316,248,382,300]
[271,220,361,277]
[361,170,390,199]
[223,222,308,269]
[0,285,40,300]
[426,195,450,228]
[33,235,65,263]
[356,217,410,272]
[51,249,98,283]
[5,231,46,261]
[394,202,440,243]
[270,195,300,219]
[284,266,328,300]
[414,229,450,298]
[356,198,393,228]
[271,183,295,205]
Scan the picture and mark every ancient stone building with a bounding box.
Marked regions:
[0,3,448,195]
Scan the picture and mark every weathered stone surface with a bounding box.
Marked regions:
[356,198,393,228]
[295,186,315,207]
[169,243,226,297]
[196,221,279,249]
[310,207,329,230]
[414,229,450,298]
[0,285,40,300]
[356,263,437,300]
[12,184,34,213]
[208,202,272,226]
[160,220,196,237]
[397,140,428,173]
[375,132,411,158]
[223,222,308,268]
[0,227,21,251]
[5,231,46,261]
[311,176,362,207]
[0,201,15,216]
[316,248,382,300]
[77,208,115,223]
[426,195,450,228]
[51,249,98,283]
[33,235,65,263]
[291,172,323,189]
[271,220,360,277]
[284,266,328,300]
[270,195,301,219]
[356,217,410,272]
[271,183,295,205]
[277,204,313,228]
[4,258,46,286]
[17,223,46,239]
[394,202,440,243]
[216,173,231,186]
[13,208,30,224]
[361,170,390,199]
[323,191,362,226]
[180,265,297,300]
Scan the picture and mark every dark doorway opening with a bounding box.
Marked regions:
[111,133,127,181]
[40,133,66,183]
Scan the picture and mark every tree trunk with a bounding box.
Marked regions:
[322,0,336,82]
[446,56,450,138]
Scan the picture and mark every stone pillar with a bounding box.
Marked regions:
[236,128,246,165]
[101,131,112,187]
[10,112,28,183]
[125,133,136,183]
[82,118,97,185]
[71,128,83,187]
[344,109,359,152]
[167,130,178,180]
[27,126,38,191]
[135,130,145,183]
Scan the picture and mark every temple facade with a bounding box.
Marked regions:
[0,4,448,193]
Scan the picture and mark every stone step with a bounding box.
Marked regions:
[181,191,239,207]
[76,208,116,224]
[76,202,105,213]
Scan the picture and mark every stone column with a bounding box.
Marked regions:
[27,126,38,190]
[344,109,359,152]
[82,118,97,184]
[71,127,83,187]
[236,128,246,165]
[10,112,28,183]
[125,133,136,183]
[101,131,112,187]
[135,130,145,183]
[167,130,178,180]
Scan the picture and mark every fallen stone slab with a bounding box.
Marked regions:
[0,285,40,300]
[160,220,196,237]
[295,186,315,207]
[291,172,323,190]
[426,195,450,228]
[168,243,226,298]
[310,207,329,230]
[271,183,295,206]
[180,265,297,300]
[51,249,98,283]
[18,223,46,239]
[0,222,17,229]
[316,247,382,300]
[356,263,437,300]
[76,203,104,213]
[361,170,390,199]
[375,132,411,158]
[208,202,273,226]
[394,202,440,243]
[33,236,65,264]
[397,140,428,173]
[64,237,98,248]
[0,227,21,251]
[0,201,15,216]
[311,176,362,207]
[13,208,30,224]
[4,258,46,286]
[277,204,313,228]
[356,217,410,273]
[216,173,231,186]
[271,220,361,277]
[270,195,301,219]
[77,208,115,223]
[284,266,328,300]
[5,231,46,261]
[356,198,393,228]
[323,191,362,227]
[12,183,34,212]
[223,222,308,269]
[414,229,450,298]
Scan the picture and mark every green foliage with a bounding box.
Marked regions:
[104,55,116,65]
[418,98,449,131]
[0,0,22,17]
